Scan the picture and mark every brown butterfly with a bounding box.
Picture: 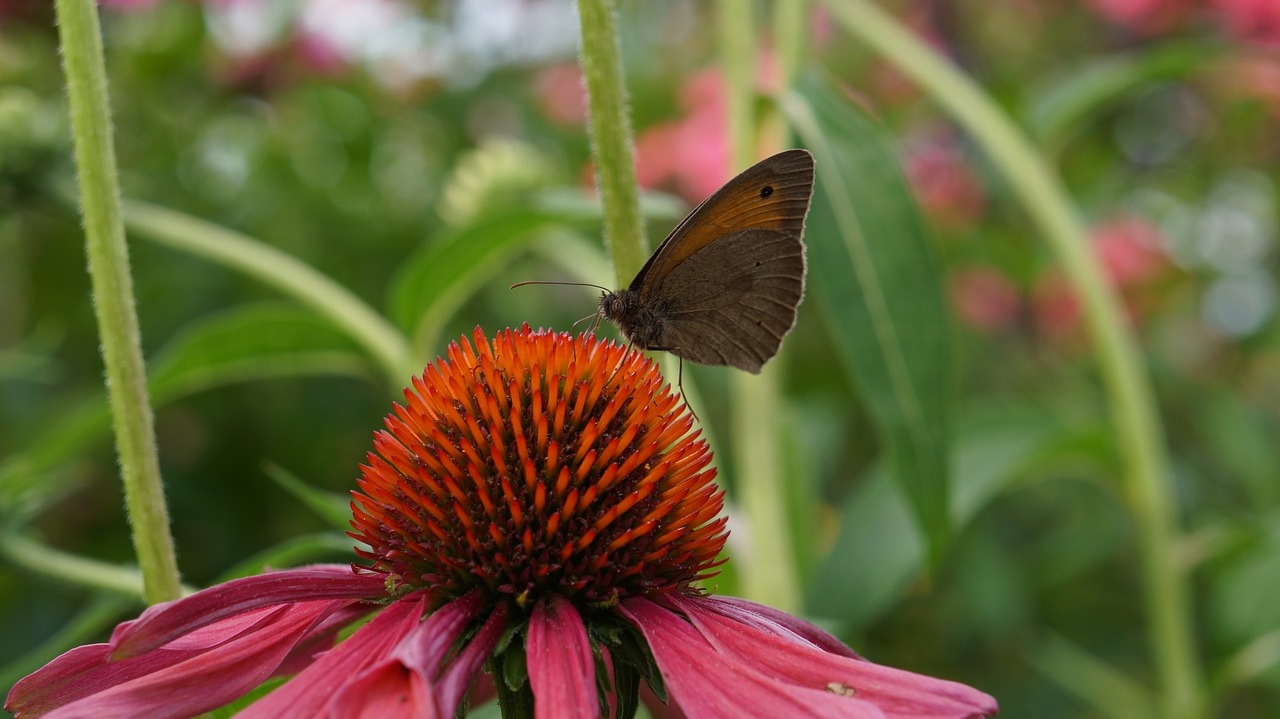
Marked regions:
[517,148,813,373]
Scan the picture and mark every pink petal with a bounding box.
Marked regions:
[237,593,428,719]
[113,565,386,658]
[335,589,487,719]
[16,600,340,719]
[696,595,861,659]
[7,604,319,717]
[273,601,381,678]
[620,599,888,719]
[528,595,597,719]
[672,597,998,719]
[330,663,440,719]
[436,599,508,714]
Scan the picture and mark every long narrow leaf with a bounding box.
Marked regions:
[783,74,954,567]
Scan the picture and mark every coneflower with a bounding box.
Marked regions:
[7,326,996,719]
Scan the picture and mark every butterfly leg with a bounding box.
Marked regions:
[641,347,699,422]
[675,356,699,422]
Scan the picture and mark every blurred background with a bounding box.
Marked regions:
[2,0,1280,716]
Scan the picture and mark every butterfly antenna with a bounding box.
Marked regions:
[510,280,613,293]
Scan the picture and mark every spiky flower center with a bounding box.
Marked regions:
[349,326,726,607]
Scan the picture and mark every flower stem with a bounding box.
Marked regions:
[576,0,647,285]
[720,0,802,614]
[54,0,181,604]
[824,1,1201,716]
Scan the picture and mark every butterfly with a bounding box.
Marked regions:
[597,149,813,372]
[515,149,814,383]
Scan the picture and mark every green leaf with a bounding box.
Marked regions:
[0,305,371,516]
[389,207,581,351]
[783,74,954,567]
[262,462,354,532]
[1023,41,1222,152]
[214,532,356,582]
[807,403,1090,626]
[389,190,680,354]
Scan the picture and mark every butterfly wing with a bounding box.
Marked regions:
[648,227,805,372]
[629,149,813,372]
[630,149,814,297]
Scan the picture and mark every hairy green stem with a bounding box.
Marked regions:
[576,0,647,284]
[720,0,802,613]
[825,1,1201,716]
[54,0,181,604]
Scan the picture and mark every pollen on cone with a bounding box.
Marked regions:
[349,326,726,605]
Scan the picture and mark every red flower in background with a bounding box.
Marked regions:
[904,129,986,230]
[7,327,997,719]
[950,267,1021,333]
[1214,0,1280,46]
[1085,0,1193,34]
[1032,215,1172,341]
[535,63,589,127]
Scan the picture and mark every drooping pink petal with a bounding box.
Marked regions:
[329,662,439,719]
[12,600,340,719]
[273,600,381,678]
[620,599,888,719]
[8,604,302,716]
[528,594,597,719]
[672,597,997,719]
[696,595,861,659]
[112,565,386,658]
[237,592,428,719]
[330,590,487,719]
[435,599,508,714]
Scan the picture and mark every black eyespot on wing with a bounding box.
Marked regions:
[760,185,773,198]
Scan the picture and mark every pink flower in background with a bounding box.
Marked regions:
[633,68,731,203]
[1032,215,1172,341]
[904,130,986,230]
[950,267,1021,333]
[1092,215,1169,287]
[632,54,781,204]
[1085,0,1193,34]
[1216,52,1280,116]
[1214,0,1280,46]
[1031,272,1084,342]
[535,63,588,127]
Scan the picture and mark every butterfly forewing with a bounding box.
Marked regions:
[631,149,814,300]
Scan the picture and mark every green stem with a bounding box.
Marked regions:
[773,0,809,89]
[123,201,415,386]
[54,0,182,605]
[720,0,802,613]
[576,0,647,285]
[825,1,1201,716]
[0,535,195,598]
[719,0,757,169]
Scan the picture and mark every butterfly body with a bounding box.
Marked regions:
[599,149,814,373]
